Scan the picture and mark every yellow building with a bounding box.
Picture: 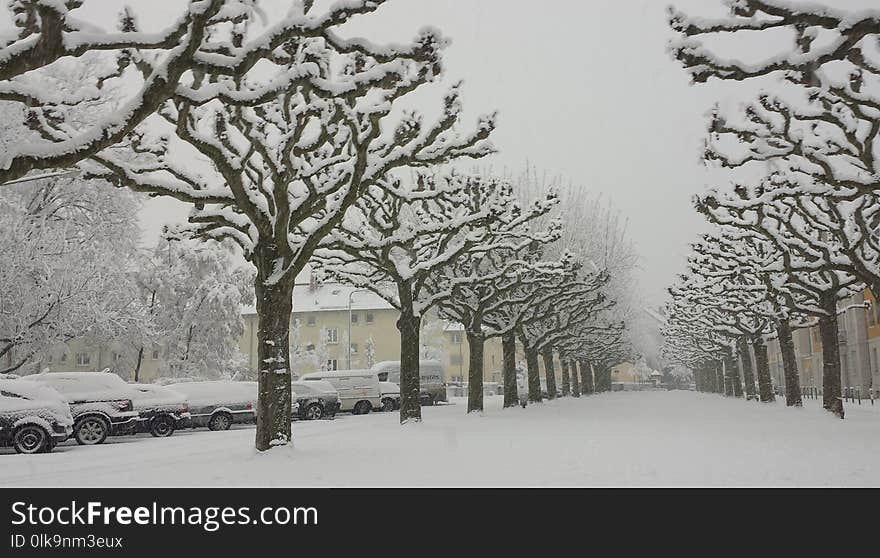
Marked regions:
[28,339,164,383]
[239,282,507,383]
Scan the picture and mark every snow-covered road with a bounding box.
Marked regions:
[2,391,879,486]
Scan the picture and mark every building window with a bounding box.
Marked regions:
[326,360,338,371]
[112,352,122,363]
[151,346,160,360]
[306,344,315,352]
[46,354,53,364]
[450,354,462,366]
[307,315,316,326]
[351,313,359,324]
[75,352,90,366]
[326,328,339,344]
[60,353,67,363]
[351,343,359,354]
[365,312,374,324]
[451,332,463,344]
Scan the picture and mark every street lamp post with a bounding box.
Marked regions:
[347,289,371,370]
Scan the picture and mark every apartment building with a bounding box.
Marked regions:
[238,282,508,383]
[765,289,880,396]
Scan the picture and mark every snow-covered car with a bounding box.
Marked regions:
[0,380,74,453]
[379,381,400,412]
[21,372,139,445]
[165,381,257,431]
[130,384,191,437]
[299,370,382,414]
[371,360,447,406]
[291,380,339,420]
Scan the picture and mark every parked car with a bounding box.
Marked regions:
[379,381,400,412]
[165,381,257,431]
[299,370,382,414]
[0,379,73,453]
[291,380,340,420]
[129,384,191,437]
[371,360,447,406]
[22,372,139,445]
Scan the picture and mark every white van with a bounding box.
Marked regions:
[371,360,447,405]
[298,370,382,415]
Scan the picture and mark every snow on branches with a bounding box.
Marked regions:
[669,0,880,84]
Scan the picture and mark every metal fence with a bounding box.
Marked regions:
[800,385,876,405]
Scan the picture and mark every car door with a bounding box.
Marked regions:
[331,377,353,408]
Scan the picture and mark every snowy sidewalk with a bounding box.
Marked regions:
[2,391,879,487]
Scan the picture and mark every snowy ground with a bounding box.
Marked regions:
[2,391,879,487]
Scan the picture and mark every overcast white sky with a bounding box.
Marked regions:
[5,0,875,307]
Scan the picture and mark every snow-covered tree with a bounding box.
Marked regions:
[364,335,376,369]
[431,183,563,413]
[317,173,528,422]
[0,175,147,374]
[0,1,444,186]
[516,269,615,402]
[12,2,497,450]
[140,239,254,381]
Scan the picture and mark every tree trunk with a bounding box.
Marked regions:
[738,336,757,400]
[397,302,423,423]
[541,349,557,400]
[725,350,742,398]
[560,359,571,396]
[525,346,542,403]
[502,333,519,408]
[776,319,802,407]
[722,359,733,396]
[715,361,725,394]
[594,363,610,392]
[467,331,485,413]
[818,295,844,419]
[253,273,294,452]
[571,359,581,397]
[751,335,775,402]
[580,359,594,395]
[134,347,144,383]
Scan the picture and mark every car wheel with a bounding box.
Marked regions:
[352,401,371,415]
[382,398,395,413]
[208,413,232,431]
[13,425,48,454]
[305,403,323,420]
[150,416,176,438]
[75,417,109,445]
[423,395,435,407]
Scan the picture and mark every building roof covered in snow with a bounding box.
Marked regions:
[241,282,394,316]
